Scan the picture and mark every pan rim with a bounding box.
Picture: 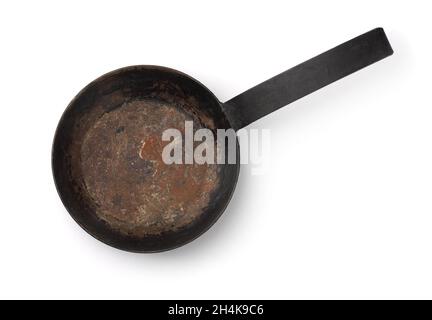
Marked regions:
[51,64,241,253]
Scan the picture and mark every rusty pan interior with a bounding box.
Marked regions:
[52,66,239,252]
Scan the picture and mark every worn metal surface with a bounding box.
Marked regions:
[52,66,239,252]
[80,99,219,236]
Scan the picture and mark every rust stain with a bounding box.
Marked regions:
[139,135,161,161]
[79,99,220,237]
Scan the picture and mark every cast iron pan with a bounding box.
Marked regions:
[52,28,393,252]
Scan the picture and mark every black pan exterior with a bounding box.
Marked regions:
[52,66,240,253]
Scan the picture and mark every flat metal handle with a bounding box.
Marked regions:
[223,28,394,130]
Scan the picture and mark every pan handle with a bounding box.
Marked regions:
[222,28,393,130]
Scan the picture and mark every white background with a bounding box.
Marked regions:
[0,0,431,299]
